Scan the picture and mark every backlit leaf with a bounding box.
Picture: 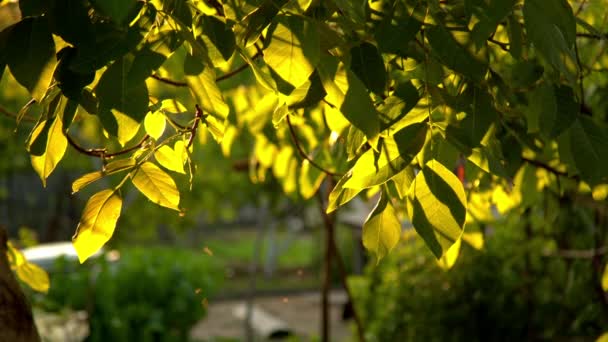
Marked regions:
[362,191,401,262]
[144,111,166,140]
[437,238,461,270]
[407,159,467,259]
[263,15,319,88]
[6,242,50,293]
[155,144,186,174]
[72,158,136,193]
[73,189,122,263]
[317,55,380,143]
[31,115,67,187]
[327,172,363,213]
[131,162,181,210]
[344,123,427,189]
[185,54,230,142]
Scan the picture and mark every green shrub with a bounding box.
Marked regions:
[33,246,223,341]
[351,208,605,341]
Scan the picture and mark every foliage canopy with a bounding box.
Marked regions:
[1,0,607,270]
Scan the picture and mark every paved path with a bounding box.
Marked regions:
[190,290,352,341]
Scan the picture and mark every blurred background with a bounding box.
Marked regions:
[1,1,608,341]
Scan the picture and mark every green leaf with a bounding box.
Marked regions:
[332,0,366,25]
[31,115,67,187]
[131,162,181,211]
[525,83,577,137]
[344,123,427,189]
[184,54,230,142]
[407,159,467,259]
[72,189,122,263]
[263,15,320,88]
[363,191,401,262]
[235,0,289,47]
[90,0,137,25]
[96,55,149,144]
[391,166,415,199]
[426,25,487,82]
[6,17,57,102]
[374,0,425,56]
[469,0,516,49]
[568,117,608,185]
[523,0,577,81]
[144,111,167,140]
[198,15,236,65]
[446,87,499,150]
[507,14,523,60]
[327,173,363,214]
[350,42,386,95]
[317,55,380,143]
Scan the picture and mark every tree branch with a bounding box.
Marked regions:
[577,32,608,40]
[151,51,263,87]
[521,157,572,178]
[285,115,342,177]
[187,104,203,148]
[542,245,608,259]
[0,104,36,122]
[65,132,150,159]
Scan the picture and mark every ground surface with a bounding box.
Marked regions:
[190,290,352,341]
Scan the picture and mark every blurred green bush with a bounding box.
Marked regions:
[32,246,223,341]
[350,207,605,341]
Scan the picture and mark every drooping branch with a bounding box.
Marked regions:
[521,157,572,178]
[151,51,263,87]
[285,115,342,177]
[65,132,151,159]
[0,104,36,122]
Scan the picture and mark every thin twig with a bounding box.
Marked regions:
[150,74,187,87]
[542,245,608,259]
[0,104,36,122]
[488,38,509,52]
[151,51,263,87]
[577,32,608,40]
[575,0,588,16]
[285,115,342,177]
[187,104,203,148]
[521,157,571,178]
[65,132,150,159]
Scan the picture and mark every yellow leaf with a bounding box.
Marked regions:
[155,145,186,174]
[7,242,50,293]
[31,115,67,187]
[72,158,136,193]
[407,159,467,259]
[131,162,181,210]
[16,262,50,293]
[144,111,166,140]
[160,99,189,115]
[462,232,484,250]
[437,238,461,270]
[593,184,608,201]
[597,332,608,342]
[363,192,401,262]
[73,189,123,263]
[72,171,104,194]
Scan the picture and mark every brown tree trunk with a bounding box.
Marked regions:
[0,226,40,342]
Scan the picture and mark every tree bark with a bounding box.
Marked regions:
[0,226,40,342]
